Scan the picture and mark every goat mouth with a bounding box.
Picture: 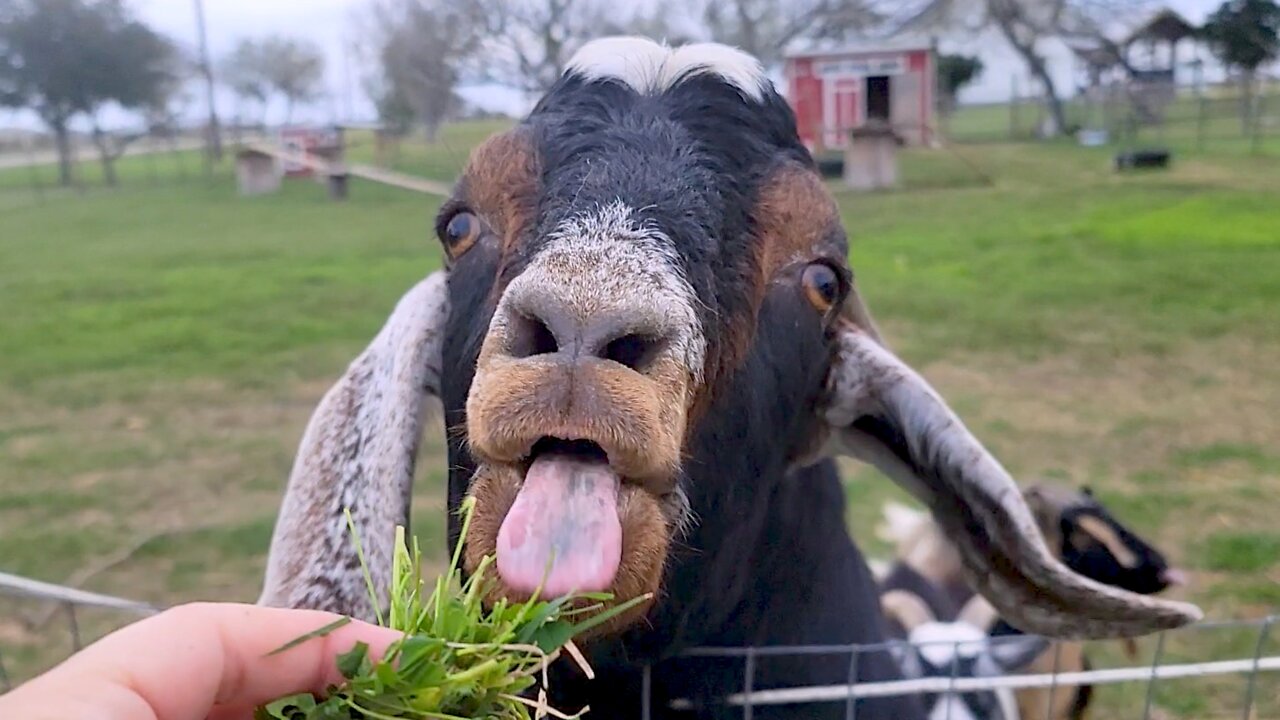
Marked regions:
[495,438,626,598]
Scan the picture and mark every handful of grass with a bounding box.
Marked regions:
[255,497,646,720]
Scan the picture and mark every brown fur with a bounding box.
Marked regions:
[691,163,844,429]
[466,355,688,489]
[752,165,843,284]
[1073,516,1140,569]
[460,129,541,256]
[1016,640,1089,720]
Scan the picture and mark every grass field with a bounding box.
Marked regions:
[2,122,1280,716]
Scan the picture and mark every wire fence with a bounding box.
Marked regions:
[943,77,1280,156]
[3,571,1279,719]
[0,572,158,692]
[0,119,295,211]
[662,619,1280,720]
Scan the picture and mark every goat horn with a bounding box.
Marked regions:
[258,271,450,621]
[822,322,1202,640]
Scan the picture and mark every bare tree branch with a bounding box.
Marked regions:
[698,0,884,65]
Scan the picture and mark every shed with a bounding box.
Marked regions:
[784,40,936,151]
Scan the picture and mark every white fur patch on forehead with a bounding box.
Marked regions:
[566,36,767,102]
[494,199,707,381]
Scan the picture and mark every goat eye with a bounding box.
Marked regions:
[442,212,481,256]
[801,262,843,313]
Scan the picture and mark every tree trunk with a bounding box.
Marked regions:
[1027,54,1069,137]
[52,120,74,187]
[91,122,119,187]
[101,153,118,187]
[423,118,441,144]
[993,14,1069,137]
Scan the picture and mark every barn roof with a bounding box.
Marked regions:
[784,34,935,60]
[1123,8,1197,45]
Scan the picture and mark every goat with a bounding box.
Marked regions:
[256,37,1200,719]
[882,589,1048,720]
[878,482,1187,720]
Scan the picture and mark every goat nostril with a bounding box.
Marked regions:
[509,314,559,359]
[603,333,666,372]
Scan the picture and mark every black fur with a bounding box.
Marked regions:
[440,71,921,720]
[1070,655,1094,720]
[1059,502,1174,596]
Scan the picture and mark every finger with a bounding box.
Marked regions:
[3,602,402,720]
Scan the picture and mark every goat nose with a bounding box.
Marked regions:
[499,287,674,373]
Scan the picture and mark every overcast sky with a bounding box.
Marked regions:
[137,0,527,125]
[0,0,1234,131]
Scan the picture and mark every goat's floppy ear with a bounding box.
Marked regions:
[258,271,449,621]
[820,320,1202,640]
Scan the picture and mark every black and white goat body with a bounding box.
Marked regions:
[878,482,1188,720]
[254,37,1201,720]
[881,586,1048,720]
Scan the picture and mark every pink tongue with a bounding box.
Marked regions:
[496,454,622,597]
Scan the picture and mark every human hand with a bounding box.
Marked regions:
[0,601,401,720]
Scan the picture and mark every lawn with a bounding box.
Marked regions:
[2,124,1280,716]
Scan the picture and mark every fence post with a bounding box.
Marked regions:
[1250,82,1267,156]
[1044,641,1063,720]
[1197,92,1208,152]
[1142,631,1169,720]
[1240,617,1275,720]
[22,134,46,204]
[146,134,160,187]
[845,646,860,720]
[1010,77,1020,141]
[65,602,82,652]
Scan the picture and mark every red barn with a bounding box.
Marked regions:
[784,41,936,151]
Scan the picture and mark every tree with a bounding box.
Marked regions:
[362,0,486,141]
[82,10,177,185]
[222,40,272,127]
[1201,0,1280,130]
[0,0,176,186]
[218,36,325,126]
[472,0,699,95]
[473,0,614,94]
[263,38,325,125]
[697,0,883,66]
[936,53,984,113]
[899,0,1073,135]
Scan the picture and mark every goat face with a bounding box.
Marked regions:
[1050,487,1185,595]
[438,39,860,632]
[901,621,1047,720]
[259,37,1200,643]
[885,591,1048,720]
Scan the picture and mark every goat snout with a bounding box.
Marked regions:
[467,272,697,492]
[500,282,677,374]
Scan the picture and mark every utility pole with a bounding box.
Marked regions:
[194,0,223,164]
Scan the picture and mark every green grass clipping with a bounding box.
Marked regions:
[255,496,649,720]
